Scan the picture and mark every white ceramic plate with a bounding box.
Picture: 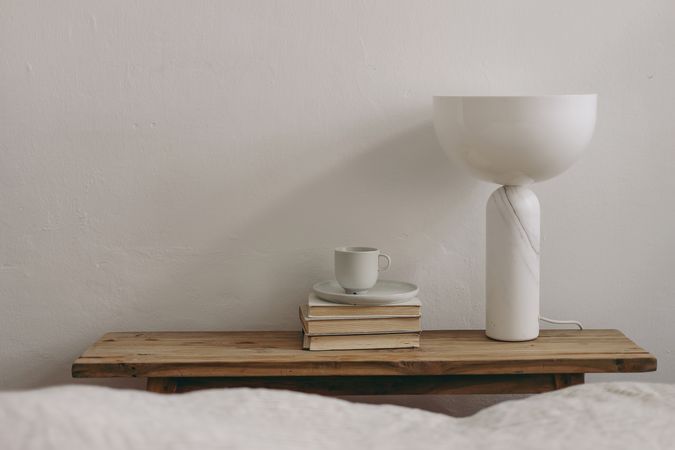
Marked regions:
[312,280,419,306]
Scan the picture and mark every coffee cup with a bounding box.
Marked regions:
[334,246,391,294]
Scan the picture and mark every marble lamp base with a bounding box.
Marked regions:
[486,186,540,341]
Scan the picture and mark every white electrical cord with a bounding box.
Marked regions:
[539,316,583,330]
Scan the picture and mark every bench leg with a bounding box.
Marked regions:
[146,377,178,393]
[552,373,584,390]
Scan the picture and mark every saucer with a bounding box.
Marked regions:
[312,280,419,306]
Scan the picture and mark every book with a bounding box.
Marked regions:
[299,305,421,335]
[302,331,420,351]
[307,293,421,318]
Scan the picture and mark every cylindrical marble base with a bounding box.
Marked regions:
[486,186,540,341]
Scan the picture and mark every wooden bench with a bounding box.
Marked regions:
[72,329,656,394]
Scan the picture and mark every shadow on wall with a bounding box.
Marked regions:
[59,113,492,413]
[71,114,506,415]
[132,116,485,331]
[59,114,512,416]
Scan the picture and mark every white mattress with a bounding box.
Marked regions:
[1,382,673,450]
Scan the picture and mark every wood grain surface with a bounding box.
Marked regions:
[72,329,656,378]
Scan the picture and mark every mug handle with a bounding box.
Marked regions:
[378,253,391,272]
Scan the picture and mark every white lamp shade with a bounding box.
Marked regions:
[433,95,597,186]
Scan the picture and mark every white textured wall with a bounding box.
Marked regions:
[2,0,674,412]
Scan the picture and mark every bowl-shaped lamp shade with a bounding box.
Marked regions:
[433,95,597,186]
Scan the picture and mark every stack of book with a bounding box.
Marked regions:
[299,293,421,351]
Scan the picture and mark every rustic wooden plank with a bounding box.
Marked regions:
[172,373,584,395]
[146,377,177,394]
[72,329,656,378]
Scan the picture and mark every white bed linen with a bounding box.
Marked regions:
[1,382,673,450]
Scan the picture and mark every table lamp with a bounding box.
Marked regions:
[433,95,597,341]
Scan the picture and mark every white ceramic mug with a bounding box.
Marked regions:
[334,246,391,294]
